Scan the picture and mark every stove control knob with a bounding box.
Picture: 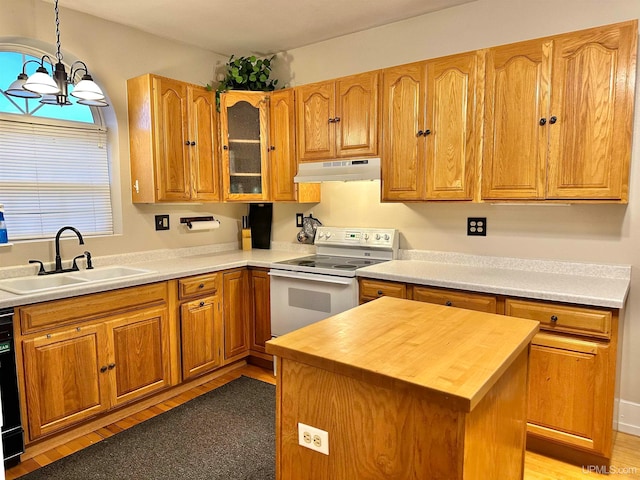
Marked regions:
[375,234,381,240]
[325,232,332,239]
[363,233,369,241]
[317,232,324,239]
[383,234,390,241]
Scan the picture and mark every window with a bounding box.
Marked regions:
[0,49,113,241]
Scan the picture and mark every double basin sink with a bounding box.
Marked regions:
[0,266,154,295]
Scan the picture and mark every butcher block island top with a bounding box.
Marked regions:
[267,296,539,411]
[266,297,540,480]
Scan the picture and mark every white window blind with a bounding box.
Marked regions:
[0,117,113,240]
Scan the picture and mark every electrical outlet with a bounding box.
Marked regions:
[155,214,170,231]
[298,422,329,455]
[467,217,486,236]
[296,213,304,228]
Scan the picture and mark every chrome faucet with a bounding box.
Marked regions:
[54,226,84,271]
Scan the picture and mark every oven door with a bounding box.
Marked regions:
[269,269,358,337]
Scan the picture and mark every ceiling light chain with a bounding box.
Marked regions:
[4,0,108,107]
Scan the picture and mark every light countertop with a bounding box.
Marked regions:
[357,252,630,309]
[266,296,540,411]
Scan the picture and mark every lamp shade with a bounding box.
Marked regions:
[5,74,41,98]
[77,98,109,107]
[23,67,60,95]
[70,75,105,100]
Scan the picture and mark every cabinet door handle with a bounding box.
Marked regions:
[445,301,452,306]
[270,146,276,151]
[190,141,196,146]
[334,117,340,123]
[199,301,205,307]
[550,315,558,323]
[539,118,547,126]
[423,129,431,136]
[108,363,116,370]
[328,118,335,123]
[377,290,383,296]
[185,141,190,145]
[198,283,205,289]
[223,145,229,150]
[100,365,108,373]
[417,130,424,136]
[549,116,557,124]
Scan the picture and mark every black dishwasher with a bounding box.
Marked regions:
[0,308,24,467]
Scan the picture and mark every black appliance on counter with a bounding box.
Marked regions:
[0,308,24,467]
[249,203,272,249]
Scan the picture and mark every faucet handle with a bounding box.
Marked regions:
[72,254,85,271]
[84,251,94,269]
[29,260,46,275]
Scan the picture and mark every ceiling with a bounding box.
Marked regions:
[53,0,473,56]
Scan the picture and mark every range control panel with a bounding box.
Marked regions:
[315,227,399,254]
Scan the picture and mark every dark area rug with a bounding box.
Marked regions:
[22,376,275,480]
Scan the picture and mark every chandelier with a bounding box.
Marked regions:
[5,0,107,107]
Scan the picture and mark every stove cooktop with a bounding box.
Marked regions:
[274,255,387,275]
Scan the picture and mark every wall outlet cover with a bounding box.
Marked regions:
[298,422,329,455]
[467,217,487,236]
[155,214,170,231]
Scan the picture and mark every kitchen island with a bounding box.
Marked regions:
[266,296,540,480]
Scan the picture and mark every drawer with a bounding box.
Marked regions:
[505,299,612,339]
[178,273,220,299]
[411,286,498,313]
[18,282,168,334]
[359,279,406,301]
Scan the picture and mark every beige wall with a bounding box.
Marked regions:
[271,0,640,417]
[2,0,640,424]
[0,0,245,268]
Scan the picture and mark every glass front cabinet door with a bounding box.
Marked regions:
[220,91,270,201]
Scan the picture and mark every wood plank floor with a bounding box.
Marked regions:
[6,364,640,479]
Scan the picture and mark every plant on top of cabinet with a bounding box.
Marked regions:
[482,20,637,202]
[127,74,220,203]
[296,71,379,162]
[212,55,278,109]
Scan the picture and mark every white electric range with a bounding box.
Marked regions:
[269,226,398,337]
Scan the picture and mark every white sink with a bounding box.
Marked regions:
[68,266,153,281]
[0,275,89,294]
[0,266,154,295]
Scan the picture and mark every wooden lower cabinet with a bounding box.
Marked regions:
[411,285,500,313]
[180,296,222,381]
[20,303,171,441]
[250,268,271,353]
[223,269,251,361]
[527,333,612,456]
[358,278,407,303]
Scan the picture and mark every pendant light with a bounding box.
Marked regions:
[5,0,107,107]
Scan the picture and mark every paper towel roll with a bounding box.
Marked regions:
[187,220,220,231]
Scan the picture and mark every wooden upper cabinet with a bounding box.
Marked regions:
[425,51,480,200]
[482,20,637,202]
[220,91,270,202]
[297,71,379,162]
[335,72,379,158]
[189,87,220,201]
[297,81,335,161]
[482,39,550,200]
[268,89,321,203]
[127,74,220,203]
[381,62,426,201]
[547,21,637,201]
[382,54,479,201]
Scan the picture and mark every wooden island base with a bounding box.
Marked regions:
[267,297,540,480]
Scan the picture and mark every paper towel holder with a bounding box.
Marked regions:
[179,216,219,229]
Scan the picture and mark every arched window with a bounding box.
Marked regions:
[0,48,113,241]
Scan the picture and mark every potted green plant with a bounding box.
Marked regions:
[210,54,279,108]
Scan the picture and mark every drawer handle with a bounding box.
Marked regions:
[445,301,452,306]
[377,290,383,296]
[199,301,205,307]
[198,283,205,289]
[550,315,558,323]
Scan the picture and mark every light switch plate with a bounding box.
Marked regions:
[155,214,170,231]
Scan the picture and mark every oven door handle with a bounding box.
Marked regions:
[268,269,355,285]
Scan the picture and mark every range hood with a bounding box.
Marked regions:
[294,158,381,183]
